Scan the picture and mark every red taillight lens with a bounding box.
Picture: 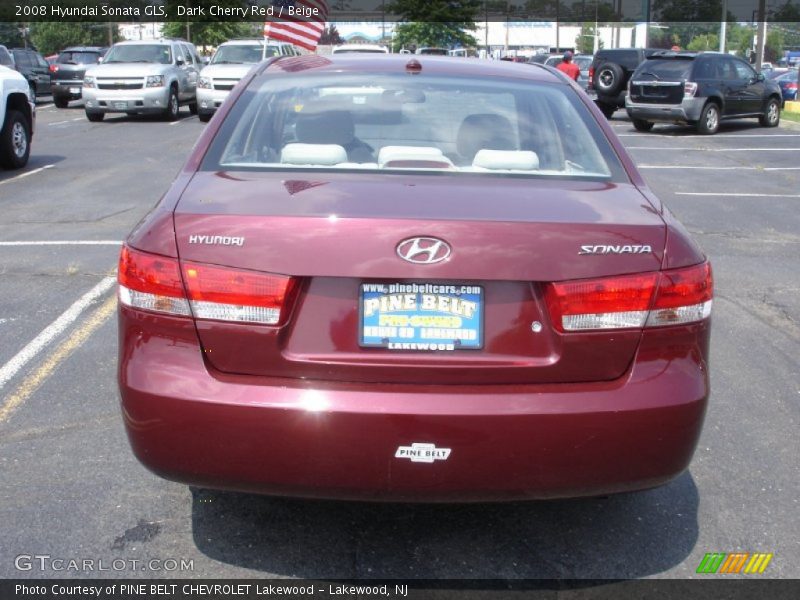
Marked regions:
[545,262,712,332]
[182,262,297,325]
[588,67,595,89]
[118,245,190,316]
[788,83,798,90]
[49,64,58,73]
[546,272,658,331]
[118,245,298,325]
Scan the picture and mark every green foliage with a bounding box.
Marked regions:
[29,22,121,55]
[0,22,25,48]
[766,28,785,63]
[320,25,344,46]
[387,0,479,51]
[576,23,603,55]
[686,33,719,52]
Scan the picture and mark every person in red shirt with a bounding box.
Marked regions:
[556,51,580,81]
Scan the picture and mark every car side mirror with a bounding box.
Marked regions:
[176,57,185,66]
[756,72,765,82]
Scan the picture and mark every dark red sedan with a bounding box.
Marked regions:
[117,55,712,501]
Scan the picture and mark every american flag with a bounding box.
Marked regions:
[264,1,328,52]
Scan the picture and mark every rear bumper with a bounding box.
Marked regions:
[52,82,84,99]
[119,308,710,502]
[625,97,706,123]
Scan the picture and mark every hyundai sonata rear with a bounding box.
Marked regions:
[117,56,712,501]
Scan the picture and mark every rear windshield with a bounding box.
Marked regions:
[103,44,171,65]
[212,45,263,64]
[635,59,694,80]
[202,72,624,180]
[58,51,102,65]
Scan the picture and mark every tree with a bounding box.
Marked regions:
[386,0,480,51]
[686,33,719,52]
[0,23,25,48]
[29,22,121,56]
[319,25,344,46]
[576,22,603,54]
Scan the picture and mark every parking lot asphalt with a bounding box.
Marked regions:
[0,100,798,580]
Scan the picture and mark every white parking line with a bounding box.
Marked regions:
[0,276,116,392]
[0,164,54,186]
[675,192,800,198]
[37,103,54,109]
[628,147,800,151]
[0,240,122,246]
[49,120,72,126]
[639,166,800,171]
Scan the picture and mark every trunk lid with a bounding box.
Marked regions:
[173,171,666,384]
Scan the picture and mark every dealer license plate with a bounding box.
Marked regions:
[69,87,80,94]
[113,101,128,110]
[359,282,483,351]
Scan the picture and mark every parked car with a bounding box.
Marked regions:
[82,39,201,122]
[117,55,713,502]
[0,45,13,68]
[197,40,297,122]
[1,64,35,169]
[589,48,661,118]
[50,46,107,108]
[544,54,593,89]
[775,70,798,104]
[626,51,782,134]
[9,48,52,98]
[331,44,388,54]
[415,48,448,55]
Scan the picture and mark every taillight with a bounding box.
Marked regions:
[49,64,58,74]
[788,83,798,90]
[118,246,190,316]
[182,262,297,325]
[545,262,712,332]
[588,67,595,89]
[684,81,698,97]
[118,245,297,325]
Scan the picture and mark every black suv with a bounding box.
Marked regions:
[589,48,661,118]
[51,46,107,108]
[9,48,52,98]
[625,51,783,134]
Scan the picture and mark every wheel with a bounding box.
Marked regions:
[189,101,198,115]
[0,110,31,169]
[198,112,212,123]
[593,63,625,96]
[164,88,179,121]
[759,97,780,127]
[85,110,104,122]
[54,96,69,109]
[696,102,719,135]
[597,101,616,119]
[632,119,654,132]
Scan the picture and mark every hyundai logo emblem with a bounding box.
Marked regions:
[396,237,451,264]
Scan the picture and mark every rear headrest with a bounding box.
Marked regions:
[456,113,515,162]
[473,150,539,171]
[295,110,355,146]
[281,143,347,166]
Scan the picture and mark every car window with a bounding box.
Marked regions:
[732,59,755,81]
[693,59,715,79]
[0,47,12,67]
[103,44,172,65]
[635,59,693,80]
[213,45,264,64]
[58,51,102,64]
[719,58,740,80]
[204,73,623,181]
[34,53,48,68]
[574,57,592,70]
[13,51,32,67]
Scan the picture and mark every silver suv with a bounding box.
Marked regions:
[82,39,200,121]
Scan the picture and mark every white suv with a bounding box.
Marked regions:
[1,63,35,169]
[83,39,201,121]
[197,40,298,122]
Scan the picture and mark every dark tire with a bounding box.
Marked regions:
[54,96,69,108]
[632,118,654,132]
[198,112,212,123]
[164,87,179,121]
[597,101,616,119]
[0,110,31,169]
[85,110,104,122]
[189,101,198,115]
[759,97,780,127]
[593,62,625,96]
[696,102,720,135]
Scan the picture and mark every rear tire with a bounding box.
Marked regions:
[597,101,616,119]
[759,97,780,127]
[593,63,625,96]
[632,119,654,132]
[696,102,719,135]
[85,110,104,122]
[198,112,212,123]
[54,96,69,109]
[189,101,198,115]
[0,110,31,169]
